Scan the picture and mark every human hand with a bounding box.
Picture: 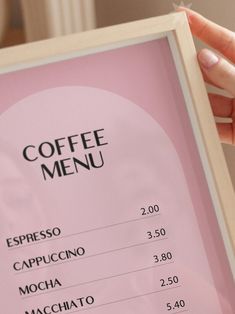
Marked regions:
[177,7,235,145]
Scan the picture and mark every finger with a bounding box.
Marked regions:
[202,71,221,88]
[216,123,234,144]
[198,49,235,96]
[177,7,235,64]
[208,93,235,117]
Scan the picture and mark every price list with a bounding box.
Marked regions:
[2,192,231,314]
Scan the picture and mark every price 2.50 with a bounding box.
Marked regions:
[160,275,179,287]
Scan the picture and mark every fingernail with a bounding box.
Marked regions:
[175,5,193,25]
[198,49,219,69]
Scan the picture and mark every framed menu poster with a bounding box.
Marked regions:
[0,12,234,314]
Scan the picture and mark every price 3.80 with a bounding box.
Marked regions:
[153,251,173,264]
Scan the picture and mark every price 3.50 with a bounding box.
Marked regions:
[147,228,166,240]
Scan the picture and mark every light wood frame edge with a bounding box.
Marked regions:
[173,15,235,253]
[0,13,179,69]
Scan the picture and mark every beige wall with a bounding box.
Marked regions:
[96,0,160,27]
[96,0,235,189]
[96,0,235,30]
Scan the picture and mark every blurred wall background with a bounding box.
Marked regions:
[0,0,235,188]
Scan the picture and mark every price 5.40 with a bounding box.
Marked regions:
[166,300,186,311]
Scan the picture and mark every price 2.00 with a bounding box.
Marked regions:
[140,204,159,216]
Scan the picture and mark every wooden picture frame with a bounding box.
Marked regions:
[0,12,234,313]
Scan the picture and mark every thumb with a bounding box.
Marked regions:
[198,49,235,96]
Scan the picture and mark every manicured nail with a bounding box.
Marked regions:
[198,49,219,69]
[175,6,193,24]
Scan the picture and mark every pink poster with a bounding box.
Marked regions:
[0,38,234,314]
